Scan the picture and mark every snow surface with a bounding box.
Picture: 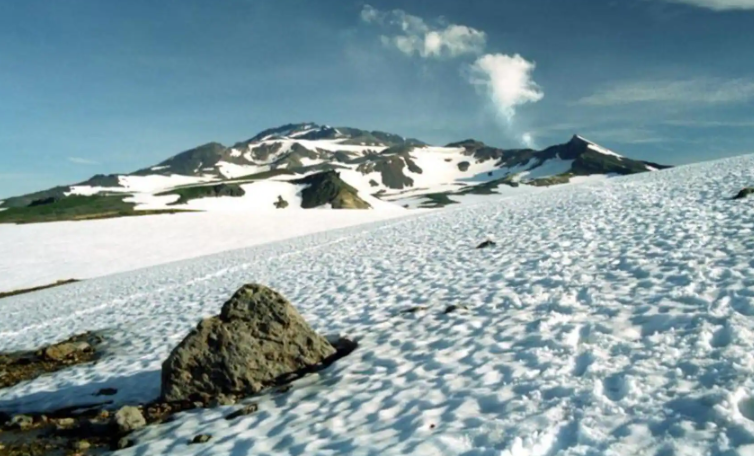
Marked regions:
[577,136,623,159]
[3,154,754,455]
[0,210,415,293]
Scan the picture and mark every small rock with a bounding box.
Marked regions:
[94,387,118,396]
[72,440,91,451]
[44,342,91,361]
[225,403,259,420]
[55,417,77,429]
[476,240,496,249]
[116,437,135,450]
[208,394,236,408]
[113,406,146,434]
[733,187,754,200]
[98,410,110,420]
[7,414,33,430]
[444,304,468,314]
[401,306,428,314]
[274,384,292,394]
[190,434,212,445]
[430,423,436,429]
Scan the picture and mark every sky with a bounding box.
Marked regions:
[1,0,753,198]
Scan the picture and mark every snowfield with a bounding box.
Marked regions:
[2,154,754,455]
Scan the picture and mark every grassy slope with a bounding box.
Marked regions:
[0,195,191,224]
[0,279,80,300]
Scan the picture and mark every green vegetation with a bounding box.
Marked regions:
[0,195,192,224]
[157,183,245,205]
[0,279,80,300]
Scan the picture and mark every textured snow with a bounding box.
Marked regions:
[578,136,623,159]
[3,154,753,455]
[215,161,266,179]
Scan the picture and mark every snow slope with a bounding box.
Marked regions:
[0,210,417,293]
[2,154,754,455]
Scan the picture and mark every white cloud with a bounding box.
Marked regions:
[661,0,754,10]
[360,5,486,59]
[467,54,544,121]
[67,157,99,165]
[578,78,754,106]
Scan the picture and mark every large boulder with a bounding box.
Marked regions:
[161,284,336,402]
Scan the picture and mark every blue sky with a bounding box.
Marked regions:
[1,0,753,198]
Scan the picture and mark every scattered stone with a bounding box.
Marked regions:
[274,384,292,394]
[208,394,236,408]
[72,440,92,451]
[401,306,428,314]
[476,240,496,249]
[0,332,102,389]
[116,437,135,450]
[190,434,212,445]
[733,187,754,200]
[55,417,77,429]
[444,304,468,314]
[113,406,146,435]
[6,414,33,430]
[430,423,436,429]
[161,284,336,402]
[43,341,91,362]
[94,387,118,396]
[225,403,259,420]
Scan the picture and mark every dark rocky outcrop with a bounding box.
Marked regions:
[457,161,470,172]
[292,171,370,209]
[160,284,337,402]
[274,195,289,209]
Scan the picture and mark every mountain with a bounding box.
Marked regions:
[0,124,670,223]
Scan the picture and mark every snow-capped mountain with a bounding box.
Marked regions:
[0,123,669,223]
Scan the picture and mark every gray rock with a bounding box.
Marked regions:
[444,304,468,314]
[43,341,91,361]
[190,434,212,445]
[161,284,336,402]
[225,403,259,420]
[113,406,146,434]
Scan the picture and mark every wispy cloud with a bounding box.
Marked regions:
[664,119,754,127]
[360,5,543,147]
[578,78,754,106]
[67,157,99,165]
[360,5,486,59]
[660,0,754,10]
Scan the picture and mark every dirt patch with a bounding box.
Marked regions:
[0,332,103,390]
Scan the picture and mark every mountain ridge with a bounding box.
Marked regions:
[0,123,671,223]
